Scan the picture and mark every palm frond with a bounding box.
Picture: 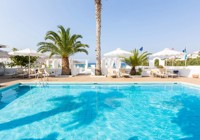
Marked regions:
[45,31,61,43]
[38,25,89,58]
[75,49,88,55]
[122,49,151,67]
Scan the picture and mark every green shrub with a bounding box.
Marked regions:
[136,68,142,75]
[157,65,164,68]
[154,59,159,67]
[165,57,200,66]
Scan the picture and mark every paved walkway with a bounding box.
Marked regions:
[0,75,200,88]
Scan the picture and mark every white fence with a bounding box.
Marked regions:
[3,66,200,78]
[165,66,200,78]
[4,68,62,76]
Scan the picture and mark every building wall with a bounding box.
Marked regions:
[166,66,200,78]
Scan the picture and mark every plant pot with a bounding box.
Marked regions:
[131,75,142,78]
[192,74,199,78]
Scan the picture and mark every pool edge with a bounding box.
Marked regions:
[0,83,21,92]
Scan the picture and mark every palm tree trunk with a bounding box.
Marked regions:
[95,0,102,75]
[62,57,70,75]
[130,66,136,75]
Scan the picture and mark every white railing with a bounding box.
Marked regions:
[4,66,200,78]
[165,66,200,78]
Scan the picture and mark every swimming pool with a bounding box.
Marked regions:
[0,82,200,139]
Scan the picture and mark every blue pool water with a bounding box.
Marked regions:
[0,83,200,140]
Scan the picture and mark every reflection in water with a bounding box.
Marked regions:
[128,136,139,140]
[170,94,200,139]
[21,132,59,140]
[0,86,32,109]
[0,89,124,132]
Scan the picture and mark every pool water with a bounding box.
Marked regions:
[0,83,200,140]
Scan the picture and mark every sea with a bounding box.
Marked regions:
[76,62,127,68]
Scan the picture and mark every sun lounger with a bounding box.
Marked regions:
[35,69,50,80]
[43,69,50,80]
[151,69,168,78]
[0,84,5,87]
[167,72,178,78]
[17,72,28,78]
[119,68,130,78]
[37,69,44,78]
[151,69,158,77]
[29,69,38,78]
[155,72,168,78]
[44,69,58,77]
[16,69,28,78]
[107,69,117,78]
[4,72,16,78]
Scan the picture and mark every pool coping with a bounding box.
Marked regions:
[0,83,20,92]
[20,81,180,85]
[9,81,200,86]
[1,81,200,91]
[21,81,199,86]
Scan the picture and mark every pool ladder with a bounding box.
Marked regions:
[36,81,48,87]
[35,78,48,87]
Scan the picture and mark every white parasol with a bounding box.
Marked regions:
[104,48,132,58]
[152,48,183,57]
[9,48,41,75]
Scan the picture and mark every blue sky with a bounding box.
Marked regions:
[0,0,200,62]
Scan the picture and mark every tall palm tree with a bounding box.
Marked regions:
[95,0,102,75]
[123,49,151,75]
[37,25,89,75]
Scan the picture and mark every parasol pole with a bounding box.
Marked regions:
[185,59,187,66]
[29,55,30,77]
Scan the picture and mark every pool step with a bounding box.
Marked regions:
[35,80,48,87]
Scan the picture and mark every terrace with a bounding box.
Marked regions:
[1,75,200,87]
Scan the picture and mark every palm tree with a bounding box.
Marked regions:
[123,49,151,75]
[95,0,102,75]
[37,25,89,75]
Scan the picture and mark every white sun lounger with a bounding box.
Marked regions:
[119,68,130,78]
[151,69,168,78]
[107,69,117,78]
[167,72,178,78]
[4,72,16,78]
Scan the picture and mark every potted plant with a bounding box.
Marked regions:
[157,65,164,69]
[132,68,143,78]
[192,74,199,78]
[122,49,151,76]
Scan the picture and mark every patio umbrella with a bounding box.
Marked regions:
[0,50,9,58]
[152,48,183,57]
[193,50,200,54]
[152,48,183,66]
[0,44,7,48]
[104,48,132,58]
[9,48,41,75]
[103,48,132,70]
[191,51,200,59]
